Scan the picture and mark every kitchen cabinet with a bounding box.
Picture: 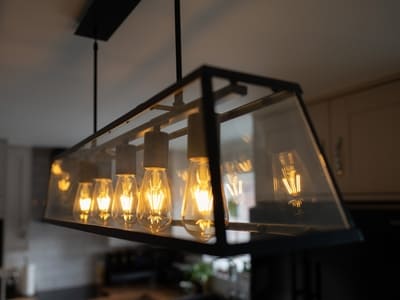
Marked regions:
[4,146,32,251]
[308,77,400,201]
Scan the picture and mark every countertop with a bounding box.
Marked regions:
[14,284,186,300]
[90,285,183,300]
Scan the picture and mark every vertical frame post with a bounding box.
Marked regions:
[200,69,227,247]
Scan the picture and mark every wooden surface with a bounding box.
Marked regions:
[90,285,183,300]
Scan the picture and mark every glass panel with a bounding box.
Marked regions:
[46,67,353,249]
[213,78,349,245]
[46,78,222,242]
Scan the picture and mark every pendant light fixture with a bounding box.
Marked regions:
[45,0,361,256]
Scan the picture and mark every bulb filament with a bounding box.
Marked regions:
[79,197,91,222]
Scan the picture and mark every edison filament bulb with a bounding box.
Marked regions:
[181,113,229,241]
[73,182,93,223]
[137,130,172,233]
[92,178,113,223]
[111,145,139,227]
[112,174,138,226]
[182,157,215,241]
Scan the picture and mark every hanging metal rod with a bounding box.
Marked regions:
[173,0,184,106]
[175,0,182,83]
[93,40,98,134]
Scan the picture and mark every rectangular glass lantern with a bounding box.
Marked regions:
[44,66,361,256]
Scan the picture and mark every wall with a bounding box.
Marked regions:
[4,221,109,291]
[3,146,113,292]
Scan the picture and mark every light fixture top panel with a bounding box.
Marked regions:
[75,0,141,41]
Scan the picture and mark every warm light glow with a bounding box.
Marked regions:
[51,160,63,176]
[196,219,212,234]
[79,197,91,212]
[137,168,172,232]
[277,152,303,209]
[145,182,165,214]
[112,174,138,226]
[189,158,213,219]
[296,174,301,193]
[120,195,133,213]
[194,187,212,214]
[92,178,113,223]
[51,160,71,193]
[182,157,228,242]
[73,182,93,223]
[282,171,301,196]
[97,196,111,212]
[57,174,71,192]
[237,159,252,173]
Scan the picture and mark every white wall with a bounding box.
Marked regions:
[4,221,109,291]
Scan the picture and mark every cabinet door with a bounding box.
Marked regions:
[331,80,400,200]
[5,146,32,251]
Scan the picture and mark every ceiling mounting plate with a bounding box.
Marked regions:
[75,0,141,41]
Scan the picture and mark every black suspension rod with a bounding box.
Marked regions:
[175,0,182,83]
[93,39,98,134]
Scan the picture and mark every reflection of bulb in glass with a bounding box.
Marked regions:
[112,174,138,226]
[282,174,301,196]
[51,160,63,176]
[58,172,71,192]
[278,152,303,208]
[73,182,93,223]
[92,178,113,223]
[224,172,243,204]
[182,157,228,242]
[137,168,172,233]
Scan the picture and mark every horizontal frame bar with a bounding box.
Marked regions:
[43,218,362,256]
[55,65,300,159]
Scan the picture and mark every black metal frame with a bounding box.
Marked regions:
[44,65,362,256]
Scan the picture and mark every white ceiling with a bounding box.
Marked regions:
[0,0,399,147]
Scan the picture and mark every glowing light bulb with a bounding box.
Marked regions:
[182,157,228,241]
[73,182,93,223]
[181,113,229,241]
[137,167,172,233]
[112,174,138,226]
[92,178,113,223]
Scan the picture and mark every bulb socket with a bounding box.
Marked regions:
[116,144,136,174]
[143,130,169,169]
[188,113,207,159]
